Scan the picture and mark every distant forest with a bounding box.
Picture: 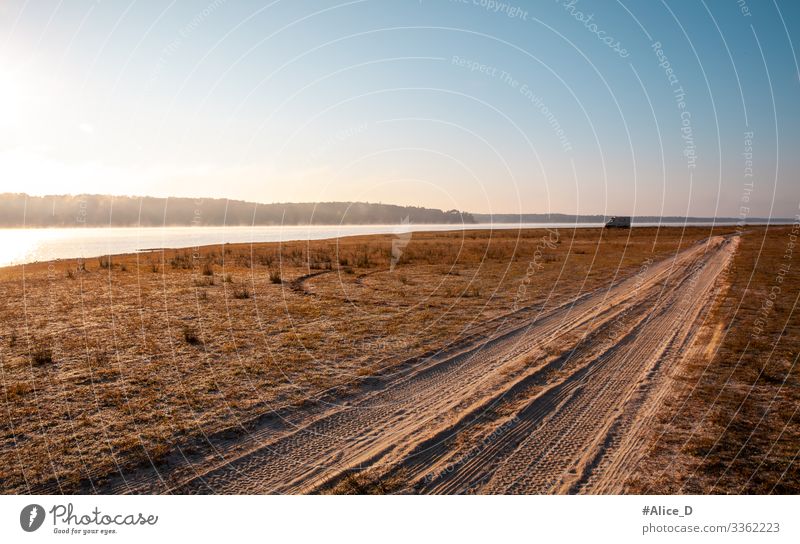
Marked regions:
[472,213,788,224]
[2,194,786,228]
[0,194,475,227]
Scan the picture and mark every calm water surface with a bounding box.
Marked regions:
[0,222,746,267]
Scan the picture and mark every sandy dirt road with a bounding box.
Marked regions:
[153,234,737,494]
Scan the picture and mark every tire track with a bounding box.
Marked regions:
[413,237,736,494]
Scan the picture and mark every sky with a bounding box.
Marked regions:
[0,0,798,217]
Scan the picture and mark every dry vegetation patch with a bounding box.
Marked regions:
[624,225,800,494]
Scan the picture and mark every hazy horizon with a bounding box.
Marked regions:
[2,191,795,220]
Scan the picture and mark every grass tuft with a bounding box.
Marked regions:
[183,327,201,346]
[233,287,251,299]
[31,343,54,366]
[269,269,282,284]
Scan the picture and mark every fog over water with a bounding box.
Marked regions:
[0,222,764,268]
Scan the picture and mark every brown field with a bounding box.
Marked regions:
[623,224,800,494]
[0,225,797,494]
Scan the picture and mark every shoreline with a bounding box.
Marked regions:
[0,223,783,270]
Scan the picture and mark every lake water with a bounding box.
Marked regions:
[0,221,752,268]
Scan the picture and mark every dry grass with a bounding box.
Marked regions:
[624,225,800,494]
[269,269,282,284]
[0,226,733,493]
[322,467,410,495]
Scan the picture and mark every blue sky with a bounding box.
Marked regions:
[1,0,798,216]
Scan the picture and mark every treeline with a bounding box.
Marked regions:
[0,194,475,227]
[472,213,788,223]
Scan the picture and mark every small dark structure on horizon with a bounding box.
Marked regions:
[605,216,631,228]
